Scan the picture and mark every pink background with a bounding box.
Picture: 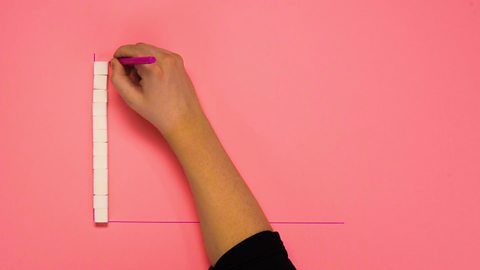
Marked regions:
[1,0,479,269]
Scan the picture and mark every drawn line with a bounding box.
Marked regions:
[110,220,199,224]
[109,220,344,225]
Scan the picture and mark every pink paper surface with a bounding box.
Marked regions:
[1,0,479,269]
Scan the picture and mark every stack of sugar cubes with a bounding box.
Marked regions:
[92,61,109,223]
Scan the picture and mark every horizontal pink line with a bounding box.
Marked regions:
[109,220,344,225]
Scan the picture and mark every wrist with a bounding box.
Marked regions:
[159,109,212,148]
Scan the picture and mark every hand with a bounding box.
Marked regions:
[111,43,205,139]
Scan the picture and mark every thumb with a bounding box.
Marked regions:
[110,58,143,108]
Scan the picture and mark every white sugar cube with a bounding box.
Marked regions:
[92,102,107,116]
[93,116,107,130]
[94,168,108,181]
[93,129,107,142]
[94,61,109,75]
[94,208,108,223]
[94,176,108,195]
[93,90,107,102]
[93,155,108,169]
[93,195,108,209]
[93,142,107,156]
[93,75,108,90]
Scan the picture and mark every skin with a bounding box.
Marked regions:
[111,43,272,265]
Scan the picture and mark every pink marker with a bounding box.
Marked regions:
[118,56,156,65]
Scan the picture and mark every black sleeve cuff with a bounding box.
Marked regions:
[209,231,296,270]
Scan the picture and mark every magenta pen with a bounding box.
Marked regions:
[118,56,156,65]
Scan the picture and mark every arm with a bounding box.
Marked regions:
[110,43,272,265]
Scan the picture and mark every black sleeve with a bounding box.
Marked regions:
[209,231,296,270]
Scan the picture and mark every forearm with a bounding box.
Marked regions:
[162,112,272,265]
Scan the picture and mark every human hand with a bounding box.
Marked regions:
[111,43,205,139]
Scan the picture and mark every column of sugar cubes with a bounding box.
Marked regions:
[92,61,109,223]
